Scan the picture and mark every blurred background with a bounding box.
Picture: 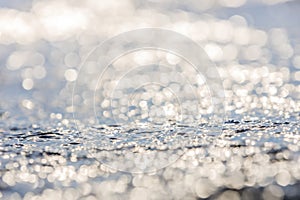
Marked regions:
[1,1,300,200]
[0,0,299,124]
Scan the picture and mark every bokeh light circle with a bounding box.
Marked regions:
[73,28,225,173]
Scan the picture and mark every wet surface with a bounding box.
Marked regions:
[1,0,300,199]
[0,115,300,199]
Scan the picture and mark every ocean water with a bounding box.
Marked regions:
[1,0,300,199]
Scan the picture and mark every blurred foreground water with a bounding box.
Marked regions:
[1,0,300,199]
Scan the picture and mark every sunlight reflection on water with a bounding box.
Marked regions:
[0,0,300,199]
